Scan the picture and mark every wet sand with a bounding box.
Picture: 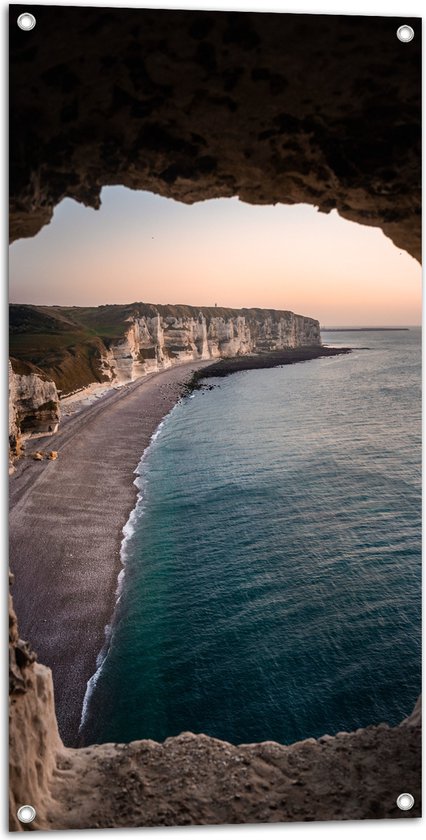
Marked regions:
[9,361,212,746]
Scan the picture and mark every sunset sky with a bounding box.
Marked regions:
[9,187,421,327]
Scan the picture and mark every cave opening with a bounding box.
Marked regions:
[9,186,421,328]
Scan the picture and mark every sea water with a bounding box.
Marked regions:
[80,329,421,746]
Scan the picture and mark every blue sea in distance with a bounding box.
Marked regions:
[80,329,421,746]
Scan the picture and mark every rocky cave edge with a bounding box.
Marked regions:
[9,6,421,830]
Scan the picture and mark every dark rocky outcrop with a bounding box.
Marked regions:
[10,8,421,259]
[8,359,60,468]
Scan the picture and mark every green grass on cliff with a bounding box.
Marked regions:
[10,303,173,393]
[9,304,121,394]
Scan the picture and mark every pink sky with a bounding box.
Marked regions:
[9,188,421,326]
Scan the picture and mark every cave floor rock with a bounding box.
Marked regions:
[47,718,421,828]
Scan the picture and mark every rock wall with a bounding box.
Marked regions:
[9,590,421,830]
[9,590,62,832]
[9,360,60,458]
[9,9,421,261]
[105,308,321,384]
[8,362,21,456]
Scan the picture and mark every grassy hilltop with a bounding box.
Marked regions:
[9,303,151,394]
[9,304,125,394]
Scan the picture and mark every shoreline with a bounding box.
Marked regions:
[9,346,350,747]
[78,406,178,742]
[189,345,351,385]
[78,347,352,743]
[9,359,212,746]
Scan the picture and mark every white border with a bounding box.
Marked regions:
[3,1,425,15]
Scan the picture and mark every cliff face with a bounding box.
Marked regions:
[9,590,421,830]
[9,590,62,832]
[103,308,321,384]
[8,360,60,462]
[8,303,320,459]
[9,302,321,395]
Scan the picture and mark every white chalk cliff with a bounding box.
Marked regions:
[8,360,60,458]
[101,308,321,385]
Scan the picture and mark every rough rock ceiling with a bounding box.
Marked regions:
[10,7,421,260]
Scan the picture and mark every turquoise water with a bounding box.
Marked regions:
[80,329,421,746]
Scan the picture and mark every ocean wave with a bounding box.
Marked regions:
[78,401,182,736]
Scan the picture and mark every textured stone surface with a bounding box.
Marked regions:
[101,308,321,382]
[48,714,422,828]
[9,359,60,460]
[10,7,421,259]
[9,588,62,832]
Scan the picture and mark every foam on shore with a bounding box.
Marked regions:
[78,401,182,737]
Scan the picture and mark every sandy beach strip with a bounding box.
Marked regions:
[9,361,211,747]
